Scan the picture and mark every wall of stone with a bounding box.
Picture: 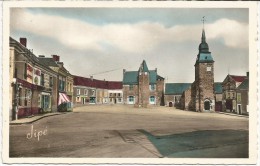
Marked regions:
[138,73,149,107]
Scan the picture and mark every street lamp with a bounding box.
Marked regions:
[12,78,22,120]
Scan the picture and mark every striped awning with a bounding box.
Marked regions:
[58,93,70,105]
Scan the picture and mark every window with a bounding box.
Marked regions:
[84,89,88,95]
[24,63,27,79]
[118,93,121,97]
[40,73,44,86]
[91,90,95,96]
[237,93,241,102]
[41,95,50,109]
[129,85,133,91]
[49,76,53,87]
[18,88,22,106]
[129,96,134,102]
[150,96,155,102]
[118,98,122,103]
[77,89,80,95]
[150,84,156,91]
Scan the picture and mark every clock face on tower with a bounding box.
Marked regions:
[207,67,212,72]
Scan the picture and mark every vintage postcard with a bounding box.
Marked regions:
[2,1,258,165]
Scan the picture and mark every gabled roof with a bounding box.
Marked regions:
[214,82,223,94]
[165,83,191,95]
[38,58,59,67]
[230,75,247,82]
[122,70,159,85]
[237,78,249,90]
[73,75,122,90]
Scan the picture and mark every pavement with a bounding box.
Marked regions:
[216,111,249,118]
[10,112,69,125]
[9,105,248,158]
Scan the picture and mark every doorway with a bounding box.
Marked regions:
[237,104,242,115]
[169,102,173,107]
[204,100,210,111]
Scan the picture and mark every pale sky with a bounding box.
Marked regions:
[10,8,249,83]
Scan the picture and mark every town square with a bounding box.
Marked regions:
[10,105,248,158]
[3,2,258,164]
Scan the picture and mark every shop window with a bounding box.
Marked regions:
[41,95,50,109]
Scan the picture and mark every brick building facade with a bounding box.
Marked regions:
[122,60,164,107]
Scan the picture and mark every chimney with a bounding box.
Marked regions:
[90,76,93,81]
[123,69,126,74]
[155,68,157,72]
[20,38,27,47]
[38,55,45,58]
[52,55,60,62]
[246,72,249,78]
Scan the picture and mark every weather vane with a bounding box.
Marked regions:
[201,16,206,29]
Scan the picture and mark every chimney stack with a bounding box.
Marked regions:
[246,72,249,78]
[90,76,93,81]
[123,69,126,74]
[20,38,27,47]
[155,68,157,72]
[52,55,60,62]
[38,55,45,58]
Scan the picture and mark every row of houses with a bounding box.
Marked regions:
[9,37,73,120]
[9,34,249,120]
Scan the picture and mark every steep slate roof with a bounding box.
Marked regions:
[139,60,149,72]
[230,75,247,82]
[38,57,59,67]
[214,82,223,94]
[122,70,158,85]
[197,53,214,63]
[165,83,191,95]
[73,75,122,89]
[123,71,138,85]
[237,78,249,90]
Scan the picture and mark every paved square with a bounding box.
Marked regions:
[10,105,248,158]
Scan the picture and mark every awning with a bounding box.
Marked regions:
[58,93,70,105]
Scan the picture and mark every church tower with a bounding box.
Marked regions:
[138,60,150,107]
[194,25,215,112]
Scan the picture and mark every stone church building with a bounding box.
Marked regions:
[181,28,215,112]
[122,60,164,107]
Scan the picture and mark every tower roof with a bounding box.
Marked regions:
[199,29,209,53]
[196,28,214,64]
[139,60,149,72]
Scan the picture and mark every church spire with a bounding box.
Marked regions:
[198,17,209,53]
[201,29,206,43]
